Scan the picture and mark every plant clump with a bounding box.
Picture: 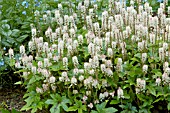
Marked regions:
[6,0,170,113]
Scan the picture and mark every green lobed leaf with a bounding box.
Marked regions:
[147,86,156,96]
[50,104,61,113]
[110,100,119,105]
[45,99,55,105]
[168,103,170,110]
[105,107,118,113]
[67,106,78,111]
[1,109,10,113]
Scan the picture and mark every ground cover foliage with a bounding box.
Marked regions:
[1,0,170,113]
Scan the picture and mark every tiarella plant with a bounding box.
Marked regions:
[2,0,170,113]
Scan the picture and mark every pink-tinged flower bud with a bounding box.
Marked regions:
[58,40,64,56]
[51,84,56,92]
[112,41,117,49]
[31,66,37,74]
[45,27,52,38]
[69,28,76,38]
[61,71,67,78]
[93,37,99,46]
[44,58,49,68]
[15,61,21,68]
[106,68,113,76]
[53,55,59,62]
[156,78,161,86]
[38,61,43,68]
[59,76,64,82]
[42,84,49,92]
[141,80,146,90]
[43,42,49,53]
[160,3,164,10]
[136,88,140,94]
[99,93,105,100]
[136,78,141,87]
[69,16,75,24]
[110,91,115,97]
[165,68,170,75]
[43,14,47,22]
[64,15,69,26]
[88,43,95,56]
[163,42,168,50]
[142,53,147,63]
[73,90,78,94]
[55,10,60,19]
[42,69,50,78]
[149,33,156,44]
[78,35,83,44]
[88,103,93,109]
[67,45,73,56]
[117,58,122,65]
[94,100,99,104]
[104,91,109,98]
[158,8,163,17]
[142,65,148,73]
[58,3,62,10]
[47,52,52,59]
[23,72,29,79]
[36,87,43,94]
[163,62,169,71]
[84,79,90,87]
[83,95,88,101]
[8,48,14,59]
[71,76,77,85]
[27,62,32,70]
[168,7,170,15]
[117,87,124,99]
[130,0,134,6]
[102,79,108,87]
[84,0,89,7]
[162,72,169,84]
[31,28,36,37]
[106,60,112,68]
[93,4,97,10]
[153,16,158,26]
[20,45,25,54]
[37,67,42,73]
[63,57,68,68]
[49,76,56,84]
[46,10,51,17]
[73,40,79,50]
[73,68,79,75]
[138,42,144,51]
[92,79,98,88]
[28,41,34,52]
[138,5,143,14]
[89,9,94,16]
[86,91,91,96]
[84,62,90,71]
[51,33,57,42]
[79,75,84,81]
[72,56,79,67]
[159,48,164,61]
[89,69,95,75]
[101,64,106,73]
[107,48,113,57]
[22,55,29,66]
[28,55,33,62]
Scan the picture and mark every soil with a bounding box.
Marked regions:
[0,86,49,113]
[0,86,28,112]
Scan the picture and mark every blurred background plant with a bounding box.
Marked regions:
[0,0,46,87]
